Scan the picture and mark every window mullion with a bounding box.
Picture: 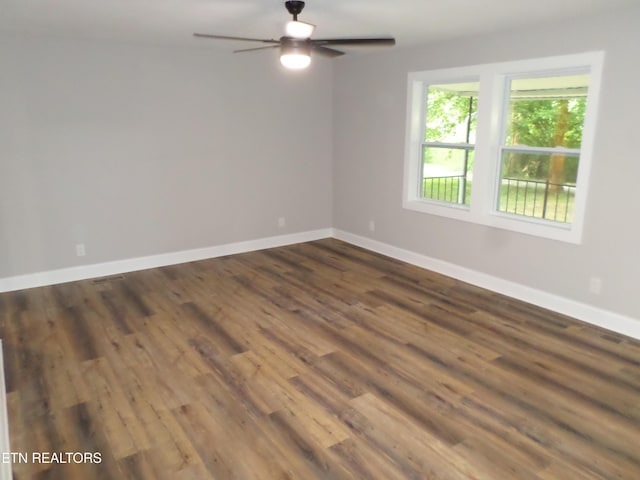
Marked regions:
[469,71,505,220]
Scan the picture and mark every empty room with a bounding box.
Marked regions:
[1,0,639,478]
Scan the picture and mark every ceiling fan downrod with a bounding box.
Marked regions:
[285,1,306,21]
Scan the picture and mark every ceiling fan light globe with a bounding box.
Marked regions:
[280,53,311,69]
[285,20,315,39]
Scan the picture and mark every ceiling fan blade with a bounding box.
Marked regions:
[193,33,280,44]
[234,45,281,53]
[311,38,396,47]
[311,45,345,57]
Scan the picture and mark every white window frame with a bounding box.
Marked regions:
[403,52,604,244]
[420,78,479,207]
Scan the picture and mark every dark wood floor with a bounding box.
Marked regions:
[1,239,639,479]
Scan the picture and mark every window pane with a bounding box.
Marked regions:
[425,82,479,143]
[422,146,473,205]
[504,74,589,148]
[498,150,579,223]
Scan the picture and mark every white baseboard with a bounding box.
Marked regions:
[0,341,12,480]
[0,229,333,293]
[333,229,640,341]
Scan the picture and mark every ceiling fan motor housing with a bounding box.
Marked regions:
[281,38,310,55]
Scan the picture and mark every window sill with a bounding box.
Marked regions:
[403,198,582,244]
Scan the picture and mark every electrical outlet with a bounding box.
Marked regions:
[368,220,375,232]
[278,217,286,228]
[589,276,602,295]
[76,243,86,257]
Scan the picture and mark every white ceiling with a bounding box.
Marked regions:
[0,0,635,50]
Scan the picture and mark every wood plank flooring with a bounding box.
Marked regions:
[1,238,639,479]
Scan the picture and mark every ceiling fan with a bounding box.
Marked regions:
[193,1,395,69]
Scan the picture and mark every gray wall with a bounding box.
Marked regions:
[0,36,333,277]
[332,5,640,319]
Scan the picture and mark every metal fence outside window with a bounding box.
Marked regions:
[422,176,576,222]
[422,175,468,205]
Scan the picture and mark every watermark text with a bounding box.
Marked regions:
[1,451,102,464]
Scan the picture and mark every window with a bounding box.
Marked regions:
[422,81,478,206]
[497,73,588,223]
[403,52,604,243]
